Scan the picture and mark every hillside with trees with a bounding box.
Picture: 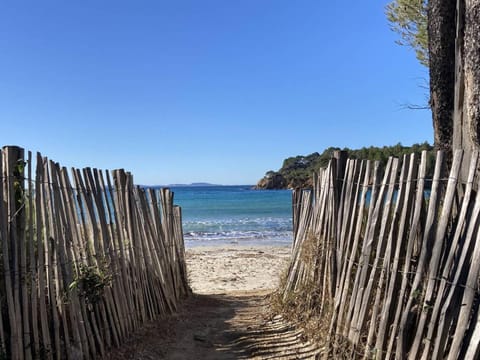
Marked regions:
[256,142,434,189]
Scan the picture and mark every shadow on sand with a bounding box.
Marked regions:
[105,291,320,359]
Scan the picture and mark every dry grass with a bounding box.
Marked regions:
[267,232,367,359]
[267,233,329,352]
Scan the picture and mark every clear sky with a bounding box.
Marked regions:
[0,1,431,185]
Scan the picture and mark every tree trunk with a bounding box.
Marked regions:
[428,0,480,182]
[452,0,467,178]
[450,0,480,182]
[428,0,456,159]
[463,0,480,149]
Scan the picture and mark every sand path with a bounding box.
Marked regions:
[106,246,320,359]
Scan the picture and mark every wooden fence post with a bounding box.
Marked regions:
[2,145,26,360]
[291,189,302,248]
[333,150,348,197]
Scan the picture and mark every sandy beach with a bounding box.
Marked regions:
[107,246,323,359]
[185,245,291,294]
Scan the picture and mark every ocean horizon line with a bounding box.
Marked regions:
[139,183,256,188]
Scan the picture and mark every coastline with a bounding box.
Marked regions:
[185,245,291,294]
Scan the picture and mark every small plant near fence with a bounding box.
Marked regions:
[69,260,112,307]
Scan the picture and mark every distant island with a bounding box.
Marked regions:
[256,142,435,190]
[169,182,220,187]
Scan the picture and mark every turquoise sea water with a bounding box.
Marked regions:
[170,185,293,247]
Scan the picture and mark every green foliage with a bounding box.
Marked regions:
[385,0,428,67]
[69,261,112,307]
[13,160,26,206]
[259,142,435,189]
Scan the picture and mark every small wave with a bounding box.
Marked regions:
[182,216,293,247]
[183,217,292,234]
[184,229,292,242]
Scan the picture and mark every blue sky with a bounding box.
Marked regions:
[0,1,431,185]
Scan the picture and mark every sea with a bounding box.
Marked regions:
[169,185,293,248]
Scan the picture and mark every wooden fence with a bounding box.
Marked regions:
[0,146,189,359]
[283,149,480,359]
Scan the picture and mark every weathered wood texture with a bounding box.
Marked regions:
[0,146,189,359]
[283,149,480,359]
